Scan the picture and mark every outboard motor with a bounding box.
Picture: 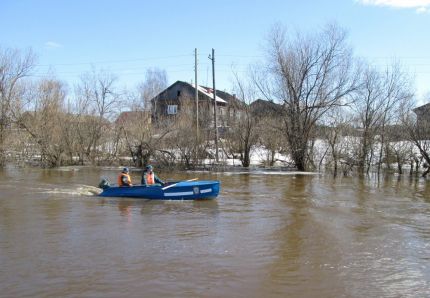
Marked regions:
[98,178,111,189]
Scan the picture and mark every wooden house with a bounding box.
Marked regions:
[150,81,243,132]
[414,103,430,125]
[249,98,284,119]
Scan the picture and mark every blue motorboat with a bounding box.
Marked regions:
[99,180,220,200]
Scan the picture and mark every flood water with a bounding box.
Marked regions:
[0,166,429,298]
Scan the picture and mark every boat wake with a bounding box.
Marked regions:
[43,185,102,196]
[76,185,103,196]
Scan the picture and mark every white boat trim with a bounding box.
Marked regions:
[164,191,194,197]
[200,188,212,193]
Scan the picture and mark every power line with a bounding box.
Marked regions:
[35,54,194,67]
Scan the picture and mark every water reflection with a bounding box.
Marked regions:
[99,197,220,218]
[262,175,332,296]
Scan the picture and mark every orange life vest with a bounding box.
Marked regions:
[118,173,131,186]
[146,172,155,185]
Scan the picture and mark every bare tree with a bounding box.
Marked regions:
[257,111,285,167]
[135,68,168,110]
[15,79,67,167]
[226,72,260,167]
[255,23,358,171]
[403,101,430,177]
[376,63,413,175]
[320,107,354,176]
[74,69,119,164]
[0,47,35,165]
[164,101,197,168]
[352,62,413,175]
[119,70,169,167]
[387,138,413,175]
[119,110,159,167]
[352,66,386,174]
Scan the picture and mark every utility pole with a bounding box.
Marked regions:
[209,48,219,163]
[195,48,199,141]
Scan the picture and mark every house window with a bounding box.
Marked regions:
[167,105,178,115]
[177,90,181,97]
[236,111,242,120]
[219,107,225,116]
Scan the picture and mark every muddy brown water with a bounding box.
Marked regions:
[0,166,429,297]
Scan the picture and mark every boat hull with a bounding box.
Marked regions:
[99,180,220,200]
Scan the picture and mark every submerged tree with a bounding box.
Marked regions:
[319,107,355,176]
[403,98,430,177]
[255,23,358,171]
[352,62,414,175]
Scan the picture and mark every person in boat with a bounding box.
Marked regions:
[118,167,132,187]
[141,165,164,186]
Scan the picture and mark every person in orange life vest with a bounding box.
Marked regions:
[118,167,132,187]
[141,165,164,186]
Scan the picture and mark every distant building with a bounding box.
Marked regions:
[413,102,430,125]
[249,98,284,119]
[150,80,243,132]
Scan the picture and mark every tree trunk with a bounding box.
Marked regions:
[293,151,306,171]
[333,153,338,177]
[0,126,6,166]
[377,129,385,176]
[358,134,368,174]
[270,150,275,167]
[242,147,250,167]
